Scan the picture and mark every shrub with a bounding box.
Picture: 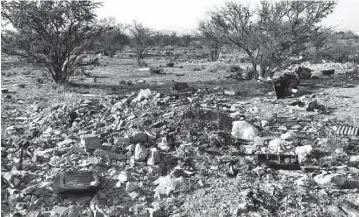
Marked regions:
[165,51,173,56]
[150,66,164,74]
[18,84,26,88]
[229,64,243,73]
[166,62,175,67]
[35,77,44,84]
[192,67,201,71]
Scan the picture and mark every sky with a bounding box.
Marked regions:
[96,0,359,34]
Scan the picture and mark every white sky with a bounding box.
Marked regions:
[96,0,359,34]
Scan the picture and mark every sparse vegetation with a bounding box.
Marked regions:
[200,1,337,78]
[1,0,105,84]
[2,1,359,217]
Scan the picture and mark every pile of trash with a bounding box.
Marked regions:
[1,86,359,216]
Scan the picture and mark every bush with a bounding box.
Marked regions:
[35,77,44,84]
[18,84,26,88]
[165,51,173,56]
[192,67,201,71]
[150,66,165,74]
[229,64,243,73]
[166,62,175,67]
[239,57,251,63]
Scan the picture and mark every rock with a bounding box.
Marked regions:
[260,120,269,127]
[268,139,284,153]
[281,131,297,140]
[130,133,148,144]
[350,155,359,163]
[224,90,236,96]
[231,120,259,140]
[313,173,359,189]
[132,89,151,103]
[114,137,131,146]
[5,126,17,135]
[129,191,139,200]
[153,176,190,197]
[295,175,313,187]
[254,136,266,146]
[126,144,135,154]
[295,145,312,164]
[157,137,170,152]
[1,88,9,93]
[134,144,148,161]
[126,182,138,192]
[36,101,49,111]
[326,205,347,217]
[80,134,101,150]
[147,148,160,166]
[117,171,128,184]
[94,149,126,160]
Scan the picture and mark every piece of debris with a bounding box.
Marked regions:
[257,154,301,170]
[272,73,300,99]
[295,66,312,79]
[231,120,259,141]
[52,171,100,194]
[322,69,335,76]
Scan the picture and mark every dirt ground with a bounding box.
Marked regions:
[1,54,359,217]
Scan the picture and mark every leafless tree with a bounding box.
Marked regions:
[96,17,129,57]
[129,21,153,66]
[202,1,336,78]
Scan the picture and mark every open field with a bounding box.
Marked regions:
[2,52,359,216]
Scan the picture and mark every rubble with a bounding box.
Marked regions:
[231,120,259,140]
[2,83,359,216]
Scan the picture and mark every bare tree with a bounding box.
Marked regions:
[1,0,106,84]
[198,20,225,61]
[203,1,336,78]
[96,17,129,57]
[129,21,153,66]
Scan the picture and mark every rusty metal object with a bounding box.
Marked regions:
[52,171,100,194]
[256,153,300,170]
[272,74,300,99]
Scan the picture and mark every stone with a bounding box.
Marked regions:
[132,89,151,103]
[295,175,313,187]
[268,139,284,153]
[253,136,266,146]
[117,172,128,183]
[80,134,101,150]
[130,133,148,144]
[231,121,259,140]
[114,137,131,146]
[126,182,138,192]
[350,155,359,163]
[134,144,148,161]
[157,137,170,152]
[295,145,312,164]
[260,120,269,127]
[36,101,49,111]
[126,144,135,153]
[129,191,139,200]
[147,148,160,166]
[224,90,236,96]
[94,149,126,161]
[281,131,297,140]
[1,88,9,93]
[314,173,347,188]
